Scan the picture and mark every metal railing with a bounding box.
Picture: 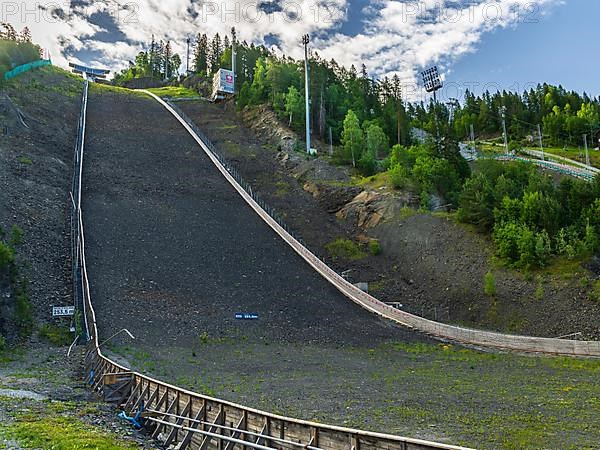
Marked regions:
[72,86,473,450]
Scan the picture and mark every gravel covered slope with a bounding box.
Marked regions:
[82,86,428,348]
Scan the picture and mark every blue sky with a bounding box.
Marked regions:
[447,0,600,99]
[17,0,596,101]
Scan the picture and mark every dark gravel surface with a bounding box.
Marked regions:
[82,86,428,349]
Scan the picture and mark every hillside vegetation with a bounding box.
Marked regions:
[0,23,41,78]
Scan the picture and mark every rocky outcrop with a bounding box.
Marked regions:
[241,105,297,152]
[336,190,415,229]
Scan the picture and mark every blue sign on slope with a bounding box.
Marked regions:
[235,313,259,320]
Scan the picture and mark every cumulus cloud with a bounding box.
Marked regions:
[5,0,562,97]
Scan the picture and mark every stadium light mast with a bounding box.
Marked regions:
[302,34,311,154]
[421,66,443,150]
[186,37,190,74]
[231,27,237,91]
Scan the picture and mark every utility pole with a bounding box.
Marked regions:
[186,37,190,75]
[302,34,311,154]
[501,106,508,156]
[470,124,475,149]
[231,27,236,91]
[584,134,590,167]
[329,126,333,156]
[537,124,544,161]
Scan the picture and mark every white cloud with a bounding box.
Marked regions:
[7,0,562,98]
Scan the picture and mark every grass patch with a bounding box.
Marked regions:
[354,172,389,189]
[368,239,382,256]
[397,206,418,221]
[38,324,73,346]
[534,277,545,301]
[274,181,290,197]
[590,279,600,303]
[325,238,367,261]
[484,271,496,296]
[0,417,137,450]
[17,156,32,165]
[146,85,198,98]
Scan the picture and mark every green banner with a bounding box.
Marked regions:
[4,59,52,80]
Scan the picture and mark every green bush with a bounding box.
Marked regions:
[39,324,72,346]
[14,280,33,336]
[388,164,409,189]
[457,173,496,230]
[493,221,550,268]
[325,238,367,261]
[9,225,23,246]
[0,241,14,269]
[484,271,496,297]
[368,240,382,256]
[0,334,6,351]
[591,280,600,303]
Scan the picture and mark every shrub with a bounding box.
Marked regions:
[493,221,550,268]
[14,280,33,336]
[9,225,23,246]
[0,334,5,351]
[368,240,382,256]
[419,191,431,210]
[388,164,409,189]
[0,241,14,269]
[325,238,366,261]
[591,280,600,303]
[484,271,496,297]
[39,324,72,346]
[458,173,496,230]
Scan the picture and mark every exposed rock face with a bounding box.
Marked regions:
[336,190,414,229]
[302,182,361,213]
[241,105,297,152]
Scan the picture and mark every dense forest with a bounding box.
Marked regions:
[113,36,182,83]
[115,30,600,269]
[0,23,41,77]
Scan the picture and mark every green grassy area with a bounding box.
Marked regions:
[0,401,137,450]
[524,145,600,169]
[325,238,367,261]
[115,340,600,449]
[3,66,83,98]
[38,324,74,346]
[89,82,147,98]
[146,85,199,98]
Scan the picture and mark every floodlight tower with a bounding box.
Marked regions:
[186,37,190,74]
[231,27,237,91]
[421,66,443,149]
[302,34,311,154]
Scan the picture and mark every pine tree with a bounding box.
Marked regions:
[193,33,208,75]
[0,23,17,40]
[19,26,32,43]
[209,33,222,73]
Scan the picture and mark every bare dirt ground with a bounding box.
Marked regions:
[80,88,600,449]
[177,100,600,341]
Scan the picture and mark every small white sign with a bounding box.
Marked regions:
[52,306,75,317]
